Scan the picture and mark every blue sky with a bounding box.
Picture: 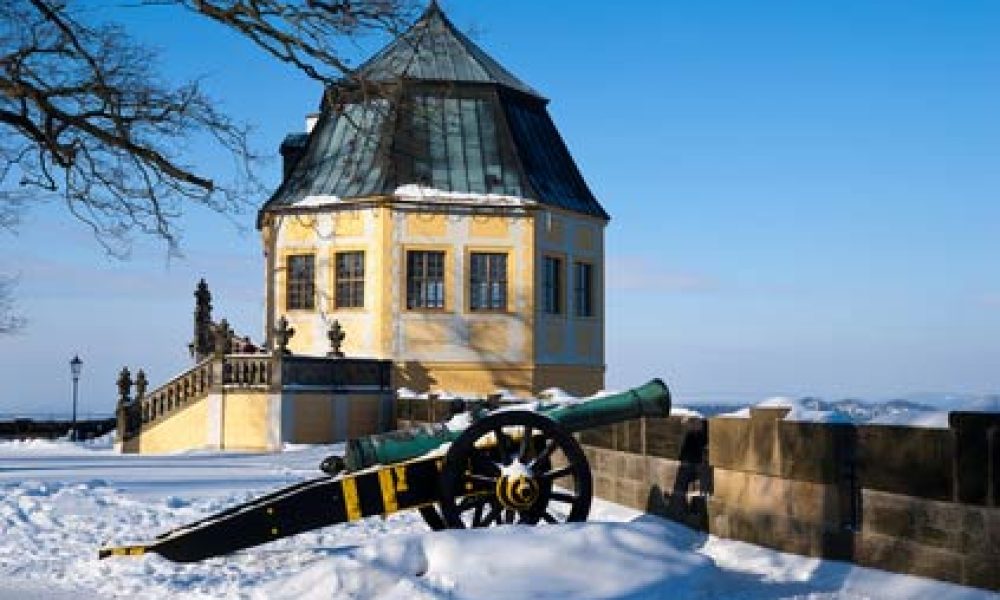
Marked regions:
[1,0,998,415]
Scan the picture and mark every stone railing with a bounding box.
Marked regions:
[222,354,273,387]
[115,358,218,445]
[142,358,216,425]
[116,353,392,448]
[393,397,999,591]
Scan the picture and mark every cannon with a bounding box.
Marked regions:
[99,379,670,563]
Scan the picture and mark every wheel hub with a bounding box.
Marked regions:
[496,461,540,511]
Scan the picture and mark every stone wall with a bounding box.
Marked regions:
[395,398,999,591]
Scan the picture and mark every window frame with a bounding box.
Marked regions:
[468,250,509,313]
[405,248,449,311]
[285,253,316,311]
[573,260,595,318]
[542,254,564,316]
[333,250,366,310]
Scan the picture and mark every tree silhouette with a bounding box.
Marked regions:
[0,0,415,256]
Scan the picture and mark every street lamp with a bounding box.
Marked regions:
[70,355,82,441]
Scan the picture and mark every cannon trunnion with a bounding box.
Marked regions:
[99,379,670,563]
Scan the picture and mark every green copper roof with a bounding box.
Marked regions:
[262,4,608,221]
[355,2,542,99]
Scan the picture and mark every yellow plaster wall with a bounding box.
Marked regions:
[393,361,534,396]
[280,215,319,244]
[469,321,510,356]
[404,321,451,353]
[575,225,596,252]
[377,206,394,357]
[534,365,604,396]
[222,392,271,451]
[139,398,209,454]
[334,211,365,236]
[283,313,316,355]
[406,213,447,237]
[542,321,566,355]
[470,215,509,238]
[575,323,598,360]
[540,212,565,244]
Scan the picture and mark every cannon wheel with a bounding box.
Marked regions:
[438,410,592,529]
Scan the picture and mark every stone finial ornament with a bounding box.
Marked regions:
[213,319,233,357]
[117,367,132,405]
[274,316,295,355]
[327,320,345,358]
[191,278,214,360]
[135,369,148,400]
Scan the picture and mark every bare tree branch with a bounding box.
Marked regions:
[0,0,416,256]
[0,274,25,334]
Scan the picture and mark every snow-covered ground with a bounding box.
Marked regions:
[0,439,993,599]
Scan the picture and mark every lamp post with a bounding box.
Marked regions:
[70,355,82,441]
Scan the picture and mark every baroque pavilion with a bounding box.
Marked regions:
[260,2,609,396]
[116,3,609,453]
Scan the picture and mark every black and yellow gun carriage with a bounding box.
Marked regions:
[100,379,670,563]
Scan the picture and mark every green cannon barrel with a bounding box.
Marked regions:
[344,378,670,472]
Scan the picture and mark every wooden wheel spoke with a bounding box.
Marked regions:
[493,427,509,460]
[471,455,500,477]
[472,500,486,527]
[467,473,497,486]
[482,501,502,526]
[518,425,532,460]
[530,439,558,468]
[539,465,574,481]
[441,410,592,530]
[550,491,577,504]
[458,495,486,512]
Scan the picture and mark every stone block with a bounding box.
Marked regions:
[593,473,614,502]
[856,532,964,585]
[862,490,917,538]
[707,417,751,471]
[713,468,847,527]
[950,412,1000,505]
[648,456,682,491]
[862,489,976,551]
[410,401,430,423]
[777,421,855,484]
[617,419,644,454]
[623,454,648,482]
[749,408,787,476]
[857,425,953,500]
[646,416,707,461]
[707,499,850,560]
[614,478,645,510]
[964,554,1000,591]
[579,425,614,450]
[960,505,1000,555]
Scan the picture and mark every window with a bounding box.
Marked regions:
[335,251,365,308]
[574,262,594,317]
[407,250,446,309]
[470,253,507,311]
[542,256,562,315]
[286,254,315,310]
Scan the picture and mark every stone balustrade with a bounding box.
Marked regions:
[222,354,272,387]
[141,358,216,425]
[116,353,392,450]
